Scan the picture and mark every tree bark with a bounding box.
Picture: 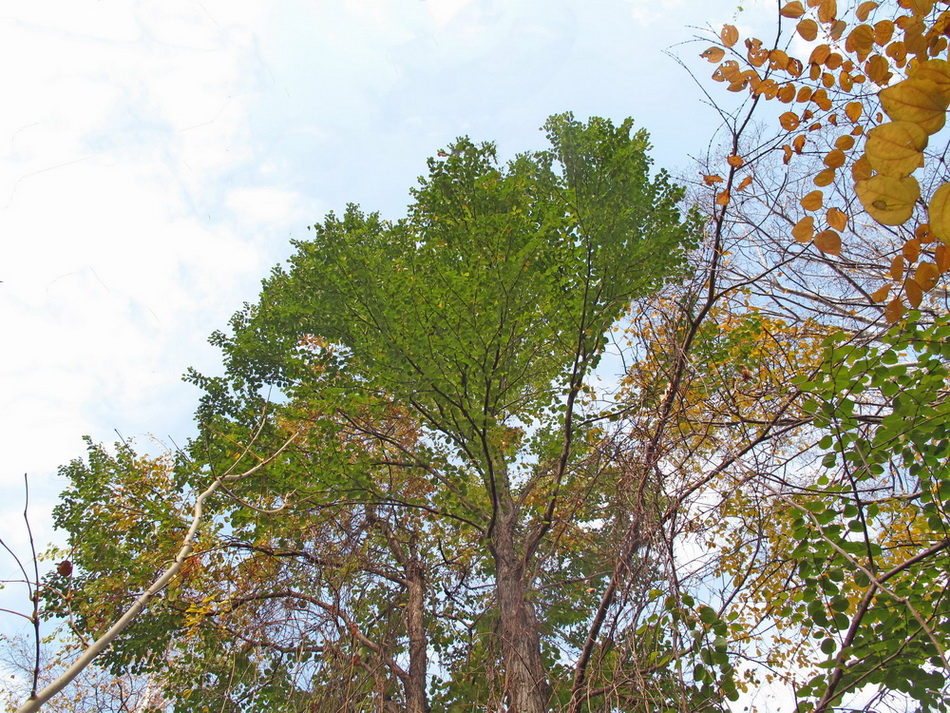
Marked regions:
[493,508,550,713]
[405,559,429,713]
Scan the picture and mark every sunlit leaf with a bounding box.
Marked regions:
[851,154,873,180]
[727,155,745,167]
[927,181,950,243]
[874,19,894,45]
[870,284,890,302]
[879,78,949,133]
[798,18,820,41]
[721,24,739,47]
[856,1,878,22]
[827,207,848,230]
[780,111,801,130]
[845,101,864,122]
[701,47,726,62]
[865,54,893,84]
[801,190,824,211]
[823,149,846,168]
[809,44,832,65]
[814,168,836,186]
[865,121,928,177]
[847,24,875,57]
[913,261,939,290]
[793,215,816,242]
[855,174,920,225]
[910,58,950,95]
[817,0,837,23]
[781,1,806,17]
[834,135,855,150]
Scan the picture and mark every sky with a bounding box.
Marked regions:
[0,0,773,645]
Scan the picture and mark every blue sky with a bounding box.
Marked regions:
[0,0,772,631]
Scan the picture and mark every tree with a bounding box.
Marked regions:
[43,113,702,713]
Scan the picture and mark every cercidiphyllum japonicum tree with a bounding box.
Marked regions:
[45,113,702,713]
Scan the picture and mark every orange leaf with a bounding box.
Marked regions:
[701,47,726,62]
[885,295,904,322]
[835,135,855,150]
[727,155,745,167]
[847,25,875,57]
[936,243,950,272]
[905,278,923,307]
[737,175,753,191]
[916,223,936,243]
[824,149,847,168]
[845,101,864,122]
[812,88,832,110]
[890,255,905,281]
[782,145,794,164]
[721,24,739,47]
[827,207,848,230]
[780,111,801,130]
[913,260,940,290]
[780,1,806,17]
[793,134,807,153]
[809,44,832,65]
[793,215,816,242]
[814,229,842,255]
[851,154,873,181]
[814,168,837,186]
[874,19,894,45]
[716,190,731,206]
[856,1,878,22]
[870,284,891,303]
[865,54,893,85]
[801,190,824,211]
[703,174,724,185]
[903,237,921,262]
[798,18,819,41]
[817,0,837,23]
[778,84,796,103]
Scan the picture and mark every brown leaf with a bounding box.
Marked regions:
[701,47,726,63]
[57,560,73,577]
[890,254,906,281]
[780,1,806,17]
[885,295,904,323]
[721,24,739,48]
[827,207,848,230]
[936,243,950,272]
[817,0,837,24]
[814,168,837,186]
[824,148,847,168]
[870,284,891,303]
[727,155,745,167]
[856,1,878,22]
[737,175,753,191]
[793,215,816,242]
[903,237,921,262]
[905,278,923,307]
[703,174,724,185]
[814,229,842,255]
[798,18,820,41]
[780,111,801,130]
[913,261,940,290]
[845,101,864,122]
[716,190,731,206]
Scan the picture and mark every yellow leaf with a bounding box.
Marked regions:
[824,149,847,168]
[792,215,815,242]
[817,0,837,23]
[865,121,929,177]
[854,174,920,225]
[701,47,726,63]
[780,1,806,17]
[814,168,837,186]
[905,278,923,307]
[885,295,904,322]
[722,24,739,47]
[927,182,950,243]
[727,155,745,167]
[814,229,842,255]
[891,255,905,281]
[914,261,940,290]
[870,284,890,302]
[801,190,824,211]
[910,58,950,96]
[798,18,819,41]
[845,101,864,122]
[879,78,949,133]
[827,207,848,230]
[856,1,878,22]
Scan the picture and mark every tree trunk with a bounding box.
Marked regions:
[405,559,429,713]
[493,509,550,713]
